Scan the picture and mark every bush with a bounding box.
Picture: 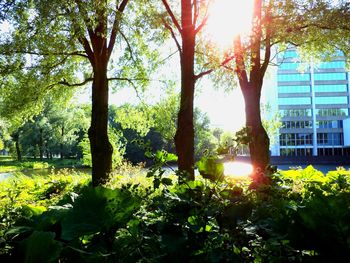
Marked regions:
[0,165,350,262]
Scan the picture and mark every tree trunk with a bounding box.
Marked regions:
[38,129,43,161]
[88,62,113,187]
[13,134,22,162]
[241,83,270,184]
[60,126,64,159]
[174,0,196,180]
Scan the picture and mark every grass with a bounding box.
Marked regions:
[0,156,82,173]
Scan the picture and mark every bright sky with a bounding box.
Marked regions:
[205,0,254,49]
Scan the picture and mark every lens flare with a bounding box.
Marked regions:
[224,161,253,177]
[205,0,254,48]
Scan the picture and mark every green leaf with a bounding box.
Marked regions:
[161,177,173,186]
[61,186,140,240]
[197,157,224,181]
[19,231,62,263]
[23,204,47,217]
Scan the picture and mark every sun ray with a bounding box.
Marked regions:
[205,0,254,49]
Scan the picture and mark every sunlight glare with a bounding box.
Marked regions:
[206,0,254,49]
[224,161,253,177]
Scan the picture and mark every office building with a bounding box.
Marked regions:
[270,47,350,157]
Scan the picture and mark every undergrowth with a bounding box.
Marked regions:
[0,162,349,262]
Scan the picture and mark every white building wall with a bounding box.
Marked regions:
[344,118,350,146]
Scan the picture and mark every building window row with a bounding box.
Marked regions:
[280,148,312,157]
[314,72,347,81]
[278,85,310,93]
[280,133,313,146]
[318,148,350,156]
[316,120,343,129]
[278,73,310,82]
[279,109,312,117]
[282,121,312,129]
[315,108,348,116]
[315,61,346,69]
[314,84,348,93]
[279,50,298,59]
[317,133,343,146]
[315,96,348,105]
[278,62,308,70]
[278,97,311,105]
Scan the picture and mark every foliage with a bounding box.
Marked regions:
[0,157,82,173]
[78,128,126,169]
[1,165,350,262]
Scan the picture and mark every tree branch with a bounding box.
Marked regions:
[108,0,130,58]
[249,0,262,83]
[0,50,88,58]
[162,18,182,53]
[260,1,272,76]
[161,0,182,35]
[234,36,248,87]
[57,78,93,87]
[78,36,95,64]
[194,54,235,81]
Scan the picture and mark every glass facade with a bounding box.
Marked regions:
[280,148,312,157]
[278,97,311,105]
[317,133,343,146]
[314,84,347,93]
[279,62,308,70]
[282,121,312,129]
[316,120,343,129]
[274,47,350,157]
[314,73,347,81]
[278,74,310,82]
[279,109,312,117]
[317,61,346,69]
[280,50,298,58]
[278,85,310,93]
[315,96,348,105]
[280,133,313,146]
[315,108,348,116]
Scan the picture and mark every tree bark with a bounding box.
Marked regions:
[38,128,43,161]
[174,0,196,180]
[60,125,64,159]
[13,133,22,162]
[241,83,270,183]
[88,61,113,187]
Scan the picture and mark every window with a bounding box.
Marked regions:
[315,96,348,105]
[279,97,311,105]
[316,108,348,116]
[317,133,343,146]
[280,148,312,156]
[279,50,298,59]
[314,84,347,92]
[316,120,343,129]
[282,121,312,129]
[279,109,312,117]
[280,133,313,146]
[278,85,310,93]
[314,73,347,81]
[278,74,310,82]
[316,61,346,69]
[279,62,305,70]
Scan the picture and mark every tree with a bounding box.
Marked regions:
[0,1,157,186]
[159,0,211,179]
[214,0,350,183]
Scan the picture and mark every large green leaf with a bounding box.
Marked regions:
[61,186,140,241]
[19,231,62,263]
[197,157,224,181]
